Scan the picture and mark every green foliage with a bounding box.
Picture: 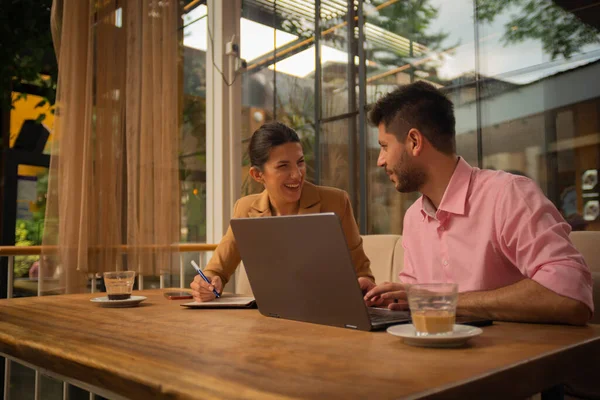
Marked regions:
[183,185,206,242]
[33,172,49,221]
[0,0,55,273]
[362,0,454,79]
[476,0,600,60]
[180,95,207,241]
[368,0,450,54]
[0,0,57,112]
[13,173,48,278]
[14,220,41,278]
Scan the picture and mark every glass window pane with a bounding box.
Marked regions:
[365,0,477,233]
[10,94,53,296]
[241,0,317,194]
[181,4,207,243]
[477,1,600,231]
[320,118,353,194]
[477,0,600,79]
[241,2,278,196]
[366,123,420,235]
[319,0,356,119]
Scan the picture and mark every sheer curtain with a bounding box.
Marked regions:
[46,0,180,293]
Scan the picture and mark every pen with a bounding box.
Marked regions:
[191,260,221,298]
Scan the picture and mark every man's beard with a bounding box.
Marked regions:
[390,150,426,193]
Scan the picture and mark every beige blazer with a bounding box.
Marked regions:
[204,182,374,284]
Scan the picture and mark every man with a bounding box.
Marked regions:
[364,81,593,325]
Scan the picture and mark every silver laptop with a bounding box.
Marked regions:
[230,213,411,331]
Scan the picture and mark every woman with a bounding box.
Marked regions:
[191,121,374,301]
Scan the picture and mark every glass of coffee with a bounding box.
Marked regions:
[104,271,136,300]
[407,283,458,336]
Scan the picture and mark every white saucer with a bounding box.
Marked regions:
[90,295,147,308]
[387,324,483,348]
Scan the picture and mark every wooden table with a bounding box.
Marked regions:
[1,290,599,399]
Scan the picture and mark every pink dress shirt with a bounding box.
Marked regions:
[400,157,594,313]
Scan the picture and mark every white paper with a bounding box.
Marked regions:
[182,296,255,307]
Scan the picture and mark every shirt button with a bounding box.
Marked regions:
[439,226,445,231]
[443,260,449,266]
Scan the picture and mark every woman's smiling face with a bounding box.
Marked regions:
[253,142,306,205]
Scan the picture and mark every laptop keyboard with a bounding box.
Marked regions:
[367,307,410,324]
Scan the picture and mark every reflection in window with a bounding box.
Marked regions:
[241,1,317,196]
[476,0,600,231]
[181,4,208,242]
[235,0,600,233]
[365,0,477,234]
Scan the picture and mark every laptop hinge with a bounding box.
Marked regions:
[344,324,358,329]
[268,313,280,318]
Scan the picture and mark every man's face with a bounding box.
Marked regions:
[376,123,426,193]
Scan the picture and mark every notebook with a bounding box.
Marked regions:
[181,294,256,309]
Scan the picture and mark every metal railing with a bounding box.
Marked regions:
[1,243,218,400]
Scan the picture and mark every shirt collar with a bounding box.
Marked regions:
[420,157,473,221]
[420,196,437,221]
[249,181,321,217]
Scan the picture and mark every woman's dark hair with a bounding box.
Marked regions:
[248,121,300,170]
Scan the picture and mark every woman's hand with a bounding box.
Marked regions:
[358,277,376,295]
[190,275,223,302]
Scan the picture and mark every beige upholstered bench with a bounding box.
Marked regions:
[233,234,403,297]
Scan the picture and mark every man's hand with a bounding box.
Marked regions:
[190,275,223,302]
[364,281,409,310]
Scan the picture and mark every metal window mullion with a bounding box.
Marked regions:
[180,254,185,289]
[347,0,357,213]
[34,370,41,400]
[357,0,367,234]
[3,358,10,400]
[473,0,483,169]
[320,110,359,124]
[7,257,13,299]
[37,258,41,297]
[314,0,321,185]
[273,0,277,120]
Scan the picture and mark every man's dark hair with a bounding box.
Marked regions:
[368,81,456,154]
[248,121,300,170]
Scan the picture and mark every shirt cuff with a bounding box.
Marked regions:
[531,262,594,314]
[203,268,229,285]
